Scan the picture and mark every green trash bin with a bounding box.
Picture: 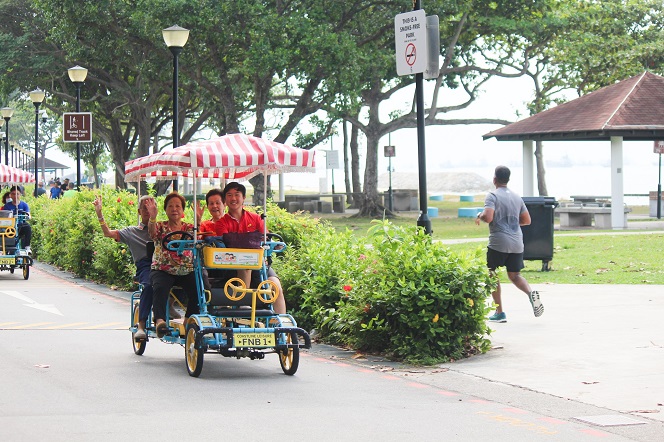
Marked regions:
[521,197,558,271]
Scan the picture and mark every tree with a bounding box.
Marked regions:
[57,136,111,188]
[512,0,664,195]
[8,0,651,209]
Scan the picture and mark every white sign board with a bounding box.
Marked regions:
[654,140,664,154]
[325,150,339,169]
[394,9,427,76]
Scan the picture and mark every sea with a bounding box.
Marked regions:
[277,163,662,207]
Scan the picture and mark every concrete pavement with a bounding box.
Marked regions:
[443,283,664,421]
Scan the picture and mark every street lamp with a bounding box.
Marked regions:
[29,89,45,197]
[163,25,189,193]
[68,65,88,191]
[1,107,13,166]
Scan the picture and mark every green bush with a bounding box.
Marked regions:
[29,188,156,288]
[278,219,495,364]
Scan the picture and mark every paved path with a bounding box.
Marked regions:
[442,283,664,422]
[34,235,664,439]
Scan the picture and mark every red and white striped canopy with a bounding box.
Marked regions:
[125,134,315,182]
[0,164,36,184]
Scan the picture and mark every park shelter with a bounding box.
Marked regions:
[23,157,70,181]
[483,71,664,229]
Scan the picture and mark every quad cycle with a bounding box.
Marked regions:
[0,210,33,280]
[129,231,311,377]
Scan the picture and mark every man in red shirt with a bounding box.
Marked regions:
[206,182,286,314]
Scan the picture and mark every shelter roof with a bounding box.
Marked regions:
[484,71,664,141]
[24,157,70,171]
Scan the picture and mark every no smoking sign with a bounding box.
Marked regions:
[394,9,427,75]
[405,43,416,66]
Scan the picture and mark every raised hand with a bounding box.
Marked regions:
[93,195,103,215]
[144,197,158,219]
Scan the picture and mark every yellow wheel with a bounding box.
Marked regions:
[279,332,299,375]
[256,279,279,304]
[22,265,29,280]
[185,322,204,377]
[3,227,16,238]
[131,302,146,355]
[224,277,247,301]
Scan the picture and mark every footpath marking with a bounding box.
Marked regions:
[0,290,63,316]
[477,411,559,435]
[82,322,124,330]
[10,322,55,329]
[48,322,89,329]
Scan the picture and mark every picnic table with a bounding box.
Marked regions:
[558,195,630,228]
[283,194,346,213]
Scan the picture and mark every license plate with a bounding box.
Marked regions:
[233,332,275,348]
[0,257,15,265]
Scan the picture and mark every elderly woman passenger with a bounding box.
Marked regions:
[145,193,199,337]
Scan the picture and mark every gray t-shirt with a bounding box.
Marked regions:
[118,224,151,264]
[484,187,527,254]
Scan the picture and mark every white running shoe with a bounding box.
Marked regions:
[529,291,544,317]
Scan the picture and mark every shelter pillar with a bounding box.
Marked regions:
[611,136,625,229]
[279,173,285,201]
[522,140,535,196]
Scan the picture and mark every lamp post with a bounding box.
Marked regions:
[40,109,48,183]
[163,25,189,193]
[68,65,88,191]
[1,107,13,166]
[30,89,45,197]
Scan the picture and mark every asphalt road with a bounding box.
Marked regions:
[0,263,662,441]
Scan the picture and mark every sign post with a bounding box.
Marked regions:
[324,148,339,194]
[384,144,395,211]
[394,1,431,234]
[654,141,664,218]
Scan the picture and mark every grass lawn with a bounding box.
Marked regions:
[312,197,664,285]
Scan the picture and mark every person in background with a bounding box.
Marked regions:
[1,186,32,255]
[60,178,70,194]
[476,165,543,323]
[198,188,225,233]
[35,182,47,197]
[1,191,9,206]
[62,181,77,198]
[49,180,62,199]
[94,194,158,340]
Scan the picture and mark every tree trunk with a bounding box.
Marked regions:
[350,123,362,209]
[355,131,390,218]
[535,140,548,196]
[92,164,100,189]
[249,174,270,206]
[342,121,353,206]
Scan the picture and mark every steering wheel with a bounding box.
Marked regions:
[161,230,194,252]
[266,232,283,243]
[0,226,16,238]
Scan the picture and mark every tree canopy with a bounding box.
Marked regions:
[1,0,662,210]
